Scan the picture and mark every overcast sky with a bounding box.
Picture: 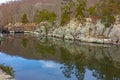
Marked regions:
[0,0,14,4]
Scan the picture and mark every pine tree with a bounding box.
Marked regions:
[34,9,56,24]
[75,0,87,24]
[21,13,28,23]
[60,0,74,26]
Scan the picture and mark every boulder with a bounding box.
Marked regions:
[95,20,105,36]
[64,33,74,40]
[109,24,120,43]
[35,25,46,36]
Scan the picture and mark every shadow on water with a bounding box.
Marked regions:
[0,34,120,80]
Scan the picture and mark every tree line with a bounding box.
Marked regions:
[0,0,61,26]
[60,0,120,27]
[0,0,120,27]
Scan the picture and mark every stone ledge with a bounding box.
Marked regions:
[0,69,15,80]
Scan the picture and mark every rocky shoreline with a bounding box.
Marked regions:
[32,32,112,44]
[32,17,120,45]
[0,69,15,80]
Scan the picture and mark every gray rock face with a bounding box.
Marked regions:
[36,25,47,36]
[35,21,54,37]
[33,18,120,44]
[95,20,105,36]
[109,24,120,43]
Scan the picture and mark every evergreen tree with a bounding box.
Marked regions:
[21,13,28,23]
[92,0,120,27]
[34,9,56,24]
[60,11,70,26]
[87,5,99,25]
[75,0,87,24]
[60,0,87,26]
[60,0,74,26]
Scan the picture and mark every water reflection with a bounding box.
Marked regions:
[0,34,120,80]
[60,49,120,80]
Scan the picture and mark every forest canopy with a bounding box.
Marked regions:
[0,0,120,26]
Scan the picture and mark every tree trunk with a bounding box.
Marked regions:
[107,25,113,37]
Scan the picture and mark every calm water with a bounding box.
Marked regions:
[0,34,120,80]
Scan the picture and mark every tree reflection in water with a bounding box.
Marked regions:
[59,46,120,80]
[22,38,28,48]
[33,37,120,80]
[1,35,120,80]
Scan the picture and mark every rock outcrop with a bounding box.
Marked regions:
[0,69,15,80]
[32,17,120,44]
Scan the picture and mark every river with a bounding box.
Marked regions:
[0,34,120,80]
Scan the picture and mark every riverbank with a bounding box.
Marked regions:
[31,18,120,45]
[32,31,112,44]
[0,69,15,80]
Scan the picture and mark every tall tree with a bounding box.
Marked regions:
[34,9,56,24]
[93,0,120,27]
[21,13,28,23]
[75,0,87,24]
[60,0,75,26]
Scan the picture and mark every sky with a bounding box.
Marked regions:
[0,0,14,4]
